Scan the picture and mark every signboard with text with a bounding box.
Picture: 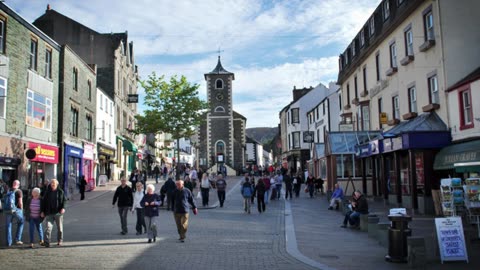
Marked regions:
[28,143,59,164]
[435,217,468,263]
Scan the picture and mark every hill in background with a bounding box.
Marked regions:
[246,127,278,148]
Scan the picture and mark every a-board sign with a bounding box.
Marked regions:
[98,174,108,186]
[435,217,469,263]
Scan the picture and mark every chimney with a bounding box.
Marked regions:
[47,4,51,11]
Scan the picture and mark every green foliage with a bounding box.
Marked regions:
[134,73,208,139]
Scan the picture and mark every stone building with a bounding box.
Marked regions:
[198,57,246,175]
[0,2,60,189]
[33,5,139,181]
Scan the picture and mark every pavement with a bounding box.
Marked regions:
[0,176,478,270]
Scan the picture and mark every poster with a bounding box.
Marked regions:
[435,217,468,263]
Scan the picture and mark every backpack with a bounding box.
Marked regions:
[2,190,17,213]
[242,184,252,197]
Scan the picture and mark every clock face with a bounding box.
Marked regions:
[216,93,224,101]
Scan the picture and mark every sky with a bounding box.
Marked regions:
[8,0,381,128]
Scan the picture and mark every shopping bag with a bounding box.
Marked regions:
[196,191,202,200]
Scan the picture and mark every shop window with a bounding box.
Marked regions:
[0,76,6,119]
[386,156,397,194]
[415,152,425,195]
[26,89,52,130]
[400,154,410,195]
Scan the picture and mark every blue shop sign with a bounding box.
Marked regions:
[356,144,372,157]
[65,144,83,158]
[370,140,383,155]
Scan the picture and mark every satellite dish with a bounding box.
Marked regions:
[25,149,37,160]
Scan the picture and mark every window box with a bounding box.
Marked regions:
[387,119,400,126]
[419,40,435,52]
[360,90,369,97]
[402,112,417,120]
[422,103,440,112]
[343,104,351,110]
[400,55,414,66]
[352,98,359,105]
[385,67,398,77]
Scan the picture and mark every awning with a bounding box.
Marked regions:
[122,139,137,152]
[434,140,480,171]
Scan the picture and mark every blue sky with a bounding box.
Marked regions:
[9,0,381,128]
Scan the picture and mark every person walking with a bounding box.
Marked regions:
[172,180,197,242]
[4,180,24,247]
[153,165,160,184]
[293,172,303,198]
[141,184,161,243]
[255,178,266,213]
[199,173,212,207]
[284,172,293,200]
[262,173,271,204]
[79,176,87,200]
[163,177,177,211]
[241,178,253,214]
[25,188,44,248]
[112,177,133,235]
[41,179,66,247]
[274,171,283,200]
[132,182,147,235]
[184,176,194,193]
[129,169,140,192]
[215,174,227,207]
[305,173,315,198]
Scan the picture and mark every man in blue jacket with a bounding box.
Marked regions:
[328,183,344,210]
[172,180,197,242]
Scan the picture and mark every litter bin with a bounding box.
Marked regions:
[385,215,412,263]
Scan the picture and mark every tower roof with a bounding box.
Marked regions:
[204,56,234,80]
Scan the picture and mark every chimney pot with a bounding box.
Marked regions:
[47,4,51,10]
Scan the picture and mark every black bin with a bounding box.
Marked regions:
[385,215,412,263]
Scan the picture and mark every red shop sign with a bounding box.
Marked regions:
[28,142,59,164]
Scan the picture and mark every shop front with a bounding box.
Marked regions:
[83,142,95,191]
[312,143,326,180]
[434,139,480,177]
[122,139,137,175]
[28,142,59,189]
[0,156,21,187]
[98,143,115,183]
[64,144,83,199]
[355,139,383,197]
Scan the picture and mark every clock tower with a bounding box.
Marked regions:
[198,57,246,174]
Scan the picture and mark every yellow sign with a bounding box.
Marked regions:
[380,112,388,124]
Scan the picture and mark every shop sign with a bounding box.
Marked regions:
[28,143,59,164]
[98,145,115,156]
[383,137,403,153]
[380,112,388,124]
[83,143,95,160]
[339,123,354,131]
[435,217,468,263]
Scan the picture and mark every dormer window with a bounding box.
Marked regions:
[360,29,365,47]
[215,78,224,89]
[352,42,356,58]
[383,1,390,21]
[369,17,375,36]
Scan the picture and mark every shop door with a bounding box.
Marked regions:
[68,156,81,196]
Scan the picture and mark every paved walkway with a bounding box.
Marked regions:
[1,177,478,270]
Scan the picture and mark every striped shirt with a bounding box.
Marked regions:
[30,198,41,218]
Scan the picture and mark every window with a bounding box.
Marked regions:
[390,43,397,68]
[383,0,390,21]
[293,132,301,149]
[123,78,127,97]
[361,104,370,130]
[459,89,473,129]
[322,102,325,116]
[288,134,291,149]
[360,29,365,47]
[73,68,78,91]
[339,93,342,110]
[392,95,400,119]
[116,106,121,130]
[45,49,52,79]
[0,77,6,118]
[363,65,369,91]
[369,17,375,36]
[375,53,380,81]
[0,18,5,54]
[291,108,299,123]
[215,79,224,89]
[345,49,349,65]
[214,106,225,112]
[105,98,108,114]
[346,84,350,105]
[108,124,112,143]
[352,42,356,58]
[101,120,105,140]
[354,76,358,98]
[87,81,92,101]
[110,102,113,116]
[408,87,417,113]
[30,39,38,70]
[424,10,434,41]
[404,28,414,56]
[216,141,225,154]
[378,97,383,128]
[26,90,52,130]
[99,94,103,110]
[86,115,93,141]
[428,75,439,104]
[71,107,79,137]
[315,107,319,120]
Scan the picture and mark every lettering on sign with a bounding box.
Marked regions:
[36,145,55,157]
[435,217,468,263]
[444,152,477,164]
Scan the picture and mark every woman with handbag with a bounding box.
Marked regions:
[26,188,44,248]
[141,184,161,243]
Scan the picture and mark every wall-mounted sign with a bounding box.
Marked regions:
[380,112,388,124]
[303,131,314,143]
[28,143,59,164]
[339,123,354,131]
[127,94,139,103]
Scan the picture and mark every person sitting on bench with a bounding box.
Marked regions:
[341,190,368,229]
[328,183,344,210]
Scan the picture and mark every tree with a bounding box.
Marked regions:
[134,73,208,177]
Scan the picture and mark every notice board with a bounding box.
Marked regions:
[435,217,469,263]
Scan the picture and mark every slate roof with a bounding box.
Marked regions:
[204,56,234,79]
[384,111,448,136]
